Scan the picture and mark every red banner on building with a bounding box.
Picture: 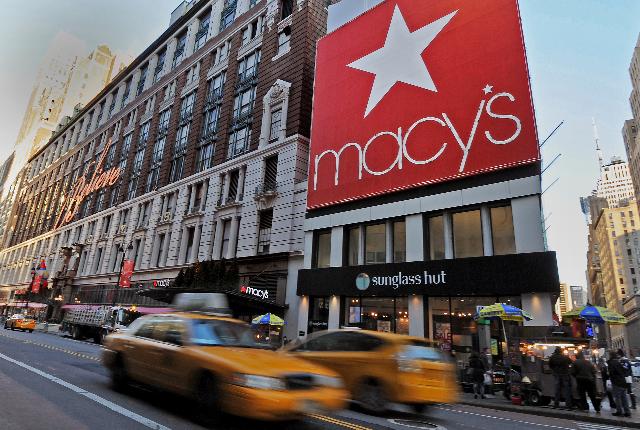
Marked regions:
[31,275,42,294]
[307,0,539,209]
[119,259,135,288]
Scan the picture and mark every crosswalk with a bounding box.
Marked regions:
[577,422,634,430]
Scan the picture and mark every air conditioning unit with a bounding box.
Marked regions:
[118,224,127,234]
[162,211,173,223]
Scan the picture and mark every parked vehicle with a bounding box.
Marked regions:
[4,314,36,332]
[62,305,137,343]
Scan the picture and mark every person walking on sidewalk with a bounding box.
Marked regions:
[469,352,487,399]
[571,351,601,413]
[608,350,631,417]
[549,347,573,409]
[599,357,617,409]
[618,349,637,410]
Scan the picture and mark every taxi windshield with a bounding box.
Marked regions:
[190,319,271,349]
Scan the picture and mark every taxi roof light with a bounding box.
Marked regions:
[173,293,232,316]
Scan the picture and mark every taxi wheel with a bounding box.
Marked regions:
[356,379,388,413]
[195,373,221,420]
[111,356,129,392]
[411,403,429,414]
[29,330,33,333]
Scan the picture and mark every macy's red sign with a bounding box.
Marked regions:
[308,0,539,209]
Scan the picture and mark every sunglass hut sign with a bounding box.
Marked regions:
[356,271,447,291]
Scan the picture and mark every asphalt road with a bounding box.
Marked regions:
[0,329,631,430]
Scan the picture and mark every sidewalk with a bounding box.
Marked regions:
[460,392,640,428]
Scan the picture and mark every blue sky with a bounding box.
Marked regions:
[0,1,638,289]
[519,0,639,287]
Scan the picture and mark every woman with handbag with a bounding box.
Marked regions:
[618,349,637,409]
[469,352,487,399]
[599,357,617,409]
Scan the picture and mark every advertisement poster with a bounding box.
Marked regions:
[435,322,452,350]
[377,320,391,333]
[490,338,499,356]
[349,306,361,324]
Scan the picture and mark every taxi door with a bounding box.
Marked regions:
[123,317,159,384]
[144,317,190,393]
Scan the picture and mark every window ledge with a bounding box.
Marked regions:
[272,46,290,62]
[139,110,153,125]
[207,58,228,80]
[180,78,199,98]
[237,34,263,60]
[158,95,175,113]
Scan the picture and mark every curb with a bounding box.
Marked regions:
[460,400,640,428]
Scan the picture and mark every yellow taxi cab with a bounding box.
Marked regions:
[102,294,347,421]
[283,329,458,413]
[3,314,36,332]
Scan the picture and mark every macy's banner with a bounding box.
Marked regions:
[308,0,540,209]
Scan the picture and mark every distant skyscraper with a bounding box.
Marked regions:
[623,34,640,202]
[557,282,571,316]
[595,157,635,208]
[570,285,586,308]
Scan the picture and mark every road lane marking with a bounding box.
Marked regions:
[0,351,171,430]
[434,406,576,430]
[0,332,100,361]
[308,413,372,430]
[388,418,447,429]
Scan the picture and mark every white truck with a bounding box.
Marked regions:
[62,305,135,344]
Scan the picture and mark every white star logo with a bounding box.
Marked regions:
[348,5,457,117]
[483,84,493,95]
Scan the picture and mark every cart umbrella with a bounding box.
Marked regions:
[477,303,532,358]
[251,313,284,326]
[562,303,626,325]
[478,303,533,322]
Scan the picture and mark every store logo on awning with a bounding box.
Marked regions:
[240,285,269,299]
[356,273,370,291]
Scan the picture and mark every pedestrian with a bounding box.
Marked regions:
[549,346,573,409]
[617,349,637,410]
[469,352,487,399]
[598,357,617,409]
[571,351,601,413]
[481,347,492,370]
[608,350,631,417]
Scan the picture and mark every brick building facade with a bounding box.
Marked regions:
[0,0,327,336]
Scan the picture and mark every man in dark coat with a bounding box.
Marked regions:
[572,351,601,412]
[609,350,631,417]
[549,347,573,408]
[469,352,487,399]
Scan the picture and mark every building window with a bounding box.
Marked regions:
[221,219,231,258]
[269,108,282,141]
[233,86,256,119]
[365,223,386,264]
[155,234,165,267]
[241,18,261,46]
[313,230,331,269]
[490,206,515,255]
[257,209,273,254]
[228,126,250,159]
[344,297,408,334]
[227,170,240,202]
[220,0,236,30]
[154,48,166,83]
[195,138,215,172]
[277,27,291,55]
[393,220,406,263]
[146,136,165,192]
[308,297,330,334]
[121,78,132,108]
[195,10,211,50]
[453,210,483,258]
[346,226,360,266]
[180,91,197,124]
[238,50,260,82]
[170,124,190,183]
[263,155,278,191]
[172,32,187,69]
[136,63,148,96]
[428,215,445,260]
[282,0,293,19]
[158,109,171,136]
